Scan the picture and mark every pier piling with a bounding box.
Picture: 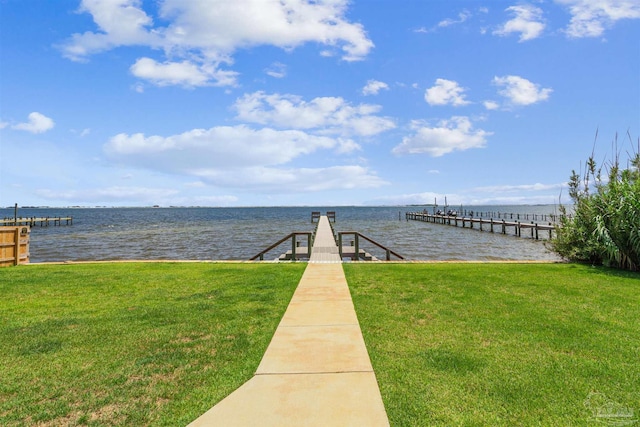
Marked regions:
[405,212,555,240]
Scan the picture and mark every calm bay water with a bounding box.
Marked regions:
[1,205,563,263]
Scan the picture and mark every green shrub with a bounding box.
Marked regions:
[551,133,640,271]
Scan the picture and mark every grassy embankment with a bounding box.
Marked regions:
[0,262,305,426]
[345,263,640,426]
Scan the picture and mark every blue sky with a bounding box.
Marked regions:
[1,0,639,207]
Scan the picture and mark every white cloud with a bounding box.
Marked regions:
[265,62,287,78]
[193,165,387,191]
[493,75,552,106]
[60,0,373,86]
[105,125,337,171]
[12,112,55,134]
[0,121,8,129]
[483,100,500,110]
[493,4,546,42]
[189,195,239,206]
[472,183,564,193]
[370,191,463,206]
[362,80,389,96]
[465,194,561,205]
[130,57,239,87]
[159,0,373,61]
[335,139,362,154]
[371,182,563,206]
[35,186,179,202]
[233,91,395,136]
[437,10,472,28]
[392,116,491,157]
[103,123,387,193]
[425,79,471,106]
[556,0,640,38]
[60,0,160,61]
[415,9,472,33]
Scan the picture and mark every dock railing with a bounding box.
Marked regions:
[1,216,73,227]
[406,212,555,240]
[338,231,404,261]
[250,232,313,261]
[311,211,336,223]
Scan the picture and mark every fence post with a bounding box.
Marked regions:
[355,234,360,261]
[291,235,296,261]
[13,227,19,266]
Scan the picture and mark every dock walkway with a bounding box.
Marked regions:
[188,216,389,426]
[406,211,555,240]
[0,216,73,227]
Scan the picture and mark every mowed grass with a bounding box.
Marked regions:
[345,263,640,426]
[0,262,305,426]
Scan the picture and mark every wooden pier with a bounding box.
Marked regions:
[0,216,73,227]
[252,213,403,261]
[312,211,336,223]
[406,212,555,240]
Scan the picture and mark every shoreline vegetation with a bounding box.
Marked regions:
[2,262,638,425]
[550,137,639,272]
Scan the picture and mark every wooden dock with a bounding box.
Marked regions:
[0,216,73,227]
[278,246,379,261]
[252,213,403,261]
[406,212,555,240]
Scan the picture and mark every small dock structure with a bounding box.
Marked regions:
[252,213,403,262]
[312,211,335,223]
[406,211,555,240]
[1,216,73,227]
[3,204,72,227]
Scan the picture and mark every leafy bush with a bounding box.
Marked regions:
[551,134,640,271]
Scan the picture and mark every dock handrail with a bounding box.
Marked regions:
[338,231,404,261]
[406,212,555,240]
[312,211,336,223]
[250,232,313,261]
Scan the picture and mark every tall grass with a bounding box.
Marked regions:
[551,132,640,271]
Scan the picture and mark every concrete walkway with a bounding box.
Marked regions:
[188,216,389,426]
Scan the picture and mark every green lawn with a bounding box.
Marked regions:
[0,262,305,426]
[3,262,639,426]
[345,263,640,426]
